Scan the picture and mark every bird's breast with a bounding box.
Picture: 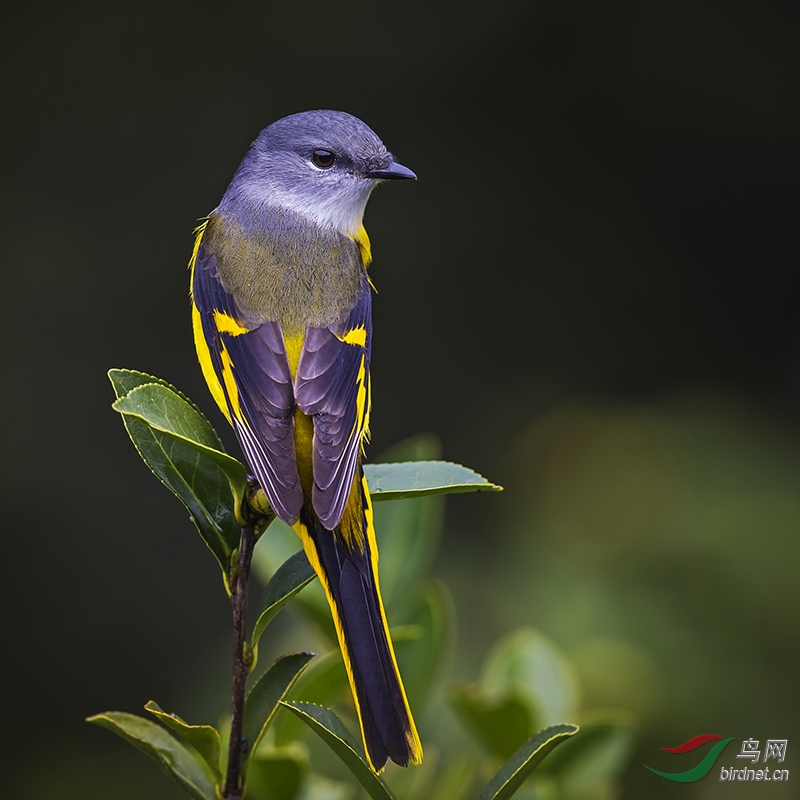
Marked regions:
[205,207,366,332]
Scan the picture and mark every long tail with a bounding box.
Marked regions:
[293,471,422,772]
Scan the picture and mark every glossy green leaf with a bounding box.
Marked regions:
[86,710,217,800]
[144,700,222,784]
[452,686,534,761]
[251,550,316,656]
[109,370,224,448]
[478,723,579,800]
[112,377,248,510]
[281,702,396,800]
[364,461,502,501]
[243,652,315,769]
[109,369,242,582]
[245,744,308,800]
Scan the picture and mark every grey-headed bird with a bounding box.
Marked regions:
[190,110,422,771]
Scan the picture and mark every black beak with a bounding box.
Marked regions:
[369,161,417,180]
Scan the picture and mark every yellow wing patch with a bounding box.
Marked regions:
[189,219,251,425]
[355,353,371,447]
[337,326,368,348]
[219,342,244,422]
[332,328,371,449]
[191,303,231,424]
[213,311,250,336]
[189,218,234,422]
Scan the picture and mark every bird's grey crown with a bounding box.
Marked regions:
[219,110,396,236]
[258,110,393,171]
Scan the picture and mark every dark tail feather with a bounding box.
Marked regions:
[293,477,422,772]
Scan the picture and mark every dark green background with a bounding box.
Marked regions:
[4,1,799,798]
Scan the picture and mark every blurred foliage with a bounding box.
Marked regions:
[93,374,625,798]
[504,394,800,720]
[89,370,800,800]
[445,392,800,799]
[251,436,634,800]
[88,370,632,800]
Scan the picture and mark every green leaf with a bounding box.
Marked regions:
[245,744,309,800]
[452,685,534,761]
[250,446,500,639]
[455,629,581,759]
[251,520,335,642]
[108,370,224,448]
[365,461,502,502]
[243,652,315,769]
[536,712,636,795]
[478,724,580,800]
[251,550,317,656]
[394,581,454,715]
[370,435,445,606]
[427,756,478,800]
[108,369,243,583]
[281,702,396,800]
[371,493,443,610]
[301,775,353,800]
[87,710,217,800]
[481,628,580,728]
[112,377,249,510]
[144,701,222,784]
[273,649,349,748]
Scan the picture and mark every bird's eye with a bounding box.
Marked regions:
[312,149,335,169]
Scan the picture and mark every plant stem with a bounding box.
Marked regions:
[224,522,257,800]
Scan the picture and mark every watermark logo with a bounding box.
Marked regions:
[645,734,734,782]
[720,737,789,782]
[645,735,790,783]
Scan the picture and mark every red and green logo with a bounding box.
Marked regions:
[645,734,735,782]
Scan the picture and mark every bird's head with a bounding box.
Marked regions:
[222,110,416,236]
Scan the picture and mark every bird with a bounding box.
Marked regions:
[189,110,422,772]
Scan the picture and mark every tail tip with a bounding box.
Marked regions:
[366,733,423,773]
